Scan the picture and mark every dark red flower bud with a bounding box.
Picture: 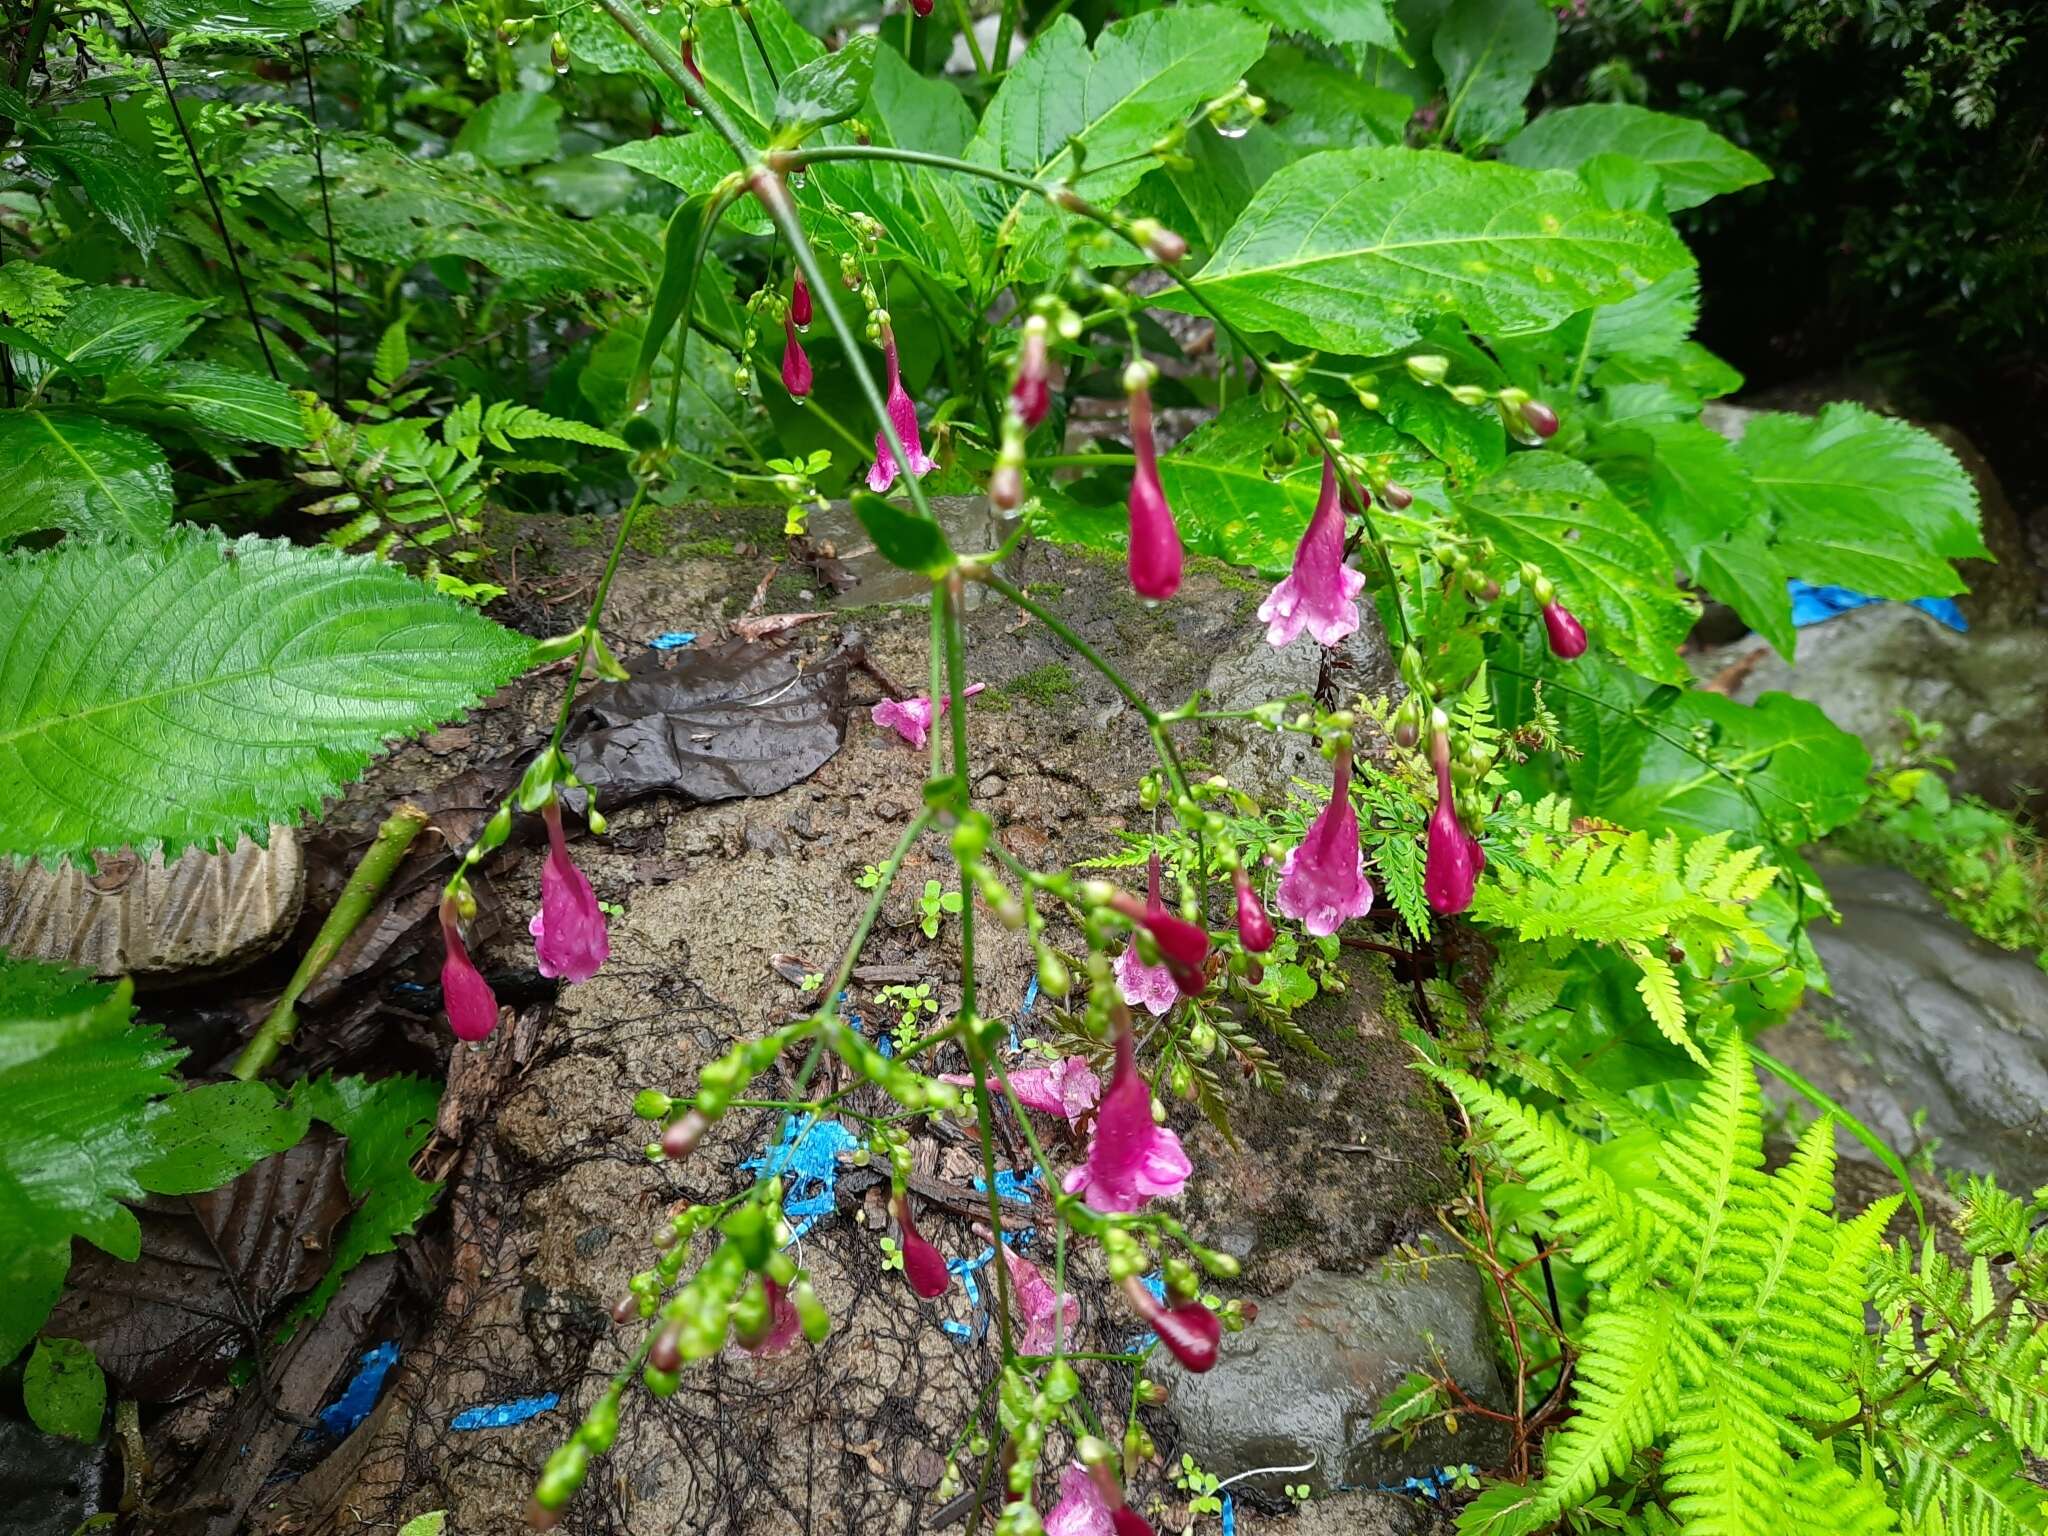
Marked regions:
[781,313,812,401]
[1381,481,1414,510]
[648,1322,682,1372]
[1542,601,1588,659]
[910,0,932,14]
[790,273,812,331]
[682,38,703,86]
[440,902,500,1042]
[1522,398,1560,438]
[1113,1510,1158,1536]
[894,1195,950,1298]
[1123,1275,1219,1371]
[661,1109,709,1160]
[1125,372,1182,601]
[1012,319,1051,428]
[1233,869,1274,953]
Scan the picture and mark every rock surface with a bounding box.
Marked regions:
[1760,861,2048,1192]
[233,506,1461,1536]
[1160,1258,1511,1500]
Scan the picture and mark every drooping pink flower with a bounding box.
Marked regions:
[1125,372,1182,601]
[871,682,985,750]
[1108,851,1209,998]
[1114,943,1180,1017]
[1121,1273,1220,1372]
[1046,1463,1115,1536]
[529,798,609,983]
[1062,1030,1191,1213]
[867,324,936,492]
[789,273,812,331]
[894,1194,951,1298]
[1233,869,1275,953]
[1274,743,1373,937]
[1259,456,1366,649]
[440,901,500,1042]
[781,313,811,401]
[737,1276,802,1355]
[1002,1245,1078,1355]
[1012,316,1051,429]
[1425,729,1481,918]
[1543,600,1588,659]
[943,1056,1102,1122]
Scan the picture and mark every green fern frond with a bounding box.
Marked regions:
[1886,1395,2048,1536]
[371,314,410,394]
[474,400,628,453]
[1663,1362,1786,1536]
[1528,1294,1683,1514]
[1639,1038,1769,1307]
[1784,1443,1901,1536]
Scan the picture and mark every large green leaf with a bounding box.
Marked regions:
[134,0,360,36]
[1248,43,1413,151]
[452,91,562,169]
[102,362,308,448]
[1733,402,1984,598]
[1505,105,1770,212]
[867,46,975,157]
[0,410,173,543]
[1164,148,1692,355]
[598,136,768,234]
[36,287,210,378]
[19,118,171,257]
[133,1081,309,1196]
[773,32,875,141]
[1454,452,1697,682]
[0,531,534,864]
[293,1072,442,1322]
[1433,0,1554,148]
[24,1337,106,1441]
[968,9,1270,200]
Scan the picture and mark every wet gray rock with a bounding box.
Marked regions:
[1205,607,1401,804]
[1694,603,2048,819]
[1760,861,2048,1191]
[1290,1490,1454,1535]
[1161,1256,1511,1500]
[0,1418,114,1536]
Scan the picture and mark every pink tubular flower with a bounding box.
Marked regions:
[1424,729,1481,917]
[1543,600,1588,659]
[1114,943,1179,1017]
[1003,1245,1078,1355]
[1109,851,1210,998]
[1275,743,1374,937]
[1012,316,1051,429]
[1046,1463,1114,1536]
[871,682,985,750]
[529,798,609,983]
[942,1055,1101,1122]
[894,1194,950,1298]
[1258,456,1366,649]
[790,273,812,331]
[1234,868,1275,953]
[1062,1029,1191,1213]
[781,313,811,401]
[440,900,500,1042]
[737,1276,801,1355]
[867,324,936,493]
[1121,1273,1220,1372]
[1125,372,1182,601]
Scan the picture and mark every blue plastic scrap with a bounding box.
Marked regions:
[1128,1269,1167,1352]
[649,631,698,650]
[740,1112,861,1239]
[974,1168,1040,1205]
[1788,580,1966,632]
[450,1394,560,1432]
[317,1341,399,1438]
[1221,1493,1236,1536]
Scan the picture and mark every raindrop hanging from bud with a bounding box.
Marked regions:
[550,31,570,74]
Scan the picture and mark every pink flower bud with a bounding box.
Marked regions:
[910,0,932,14]
[1381,480,1413,510]
[1233,869,1275,953]
[661,1109,710,1160]
[789,273,812,330]
[1121,1274,1219,1372]
[894,1195,950,1298]
[1424,730,1480,918]
[439,901,500,1042]
[989,461,1024,513]
[530,798,609,984]
[1543,600,1588,659]
[1109,853,1210,997]
[781,313,812,401]
[867,324,937,493]
[1012,319,1051,428]
[736,1276,802,1355]
[1125,377,1182,601]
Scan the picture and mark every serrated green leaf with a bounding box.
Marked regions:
[103,362,309,448]
[0,956,169,1362]
[36,287,210,377]
[1248,43,1412,151]
[1165,148,1693,355]
[598,136,767,233]
[19,119,171,257]
[1230,0,1396,48]
[853,491,953,577]
[453,90,562,169]
[0,409,173,543]
[1734,402,1984,599]
[1455,452,1697,682]
[1505,104,1771,212]
[1434,0,1554,149]
[24,1337,106,1441]
[1585,268,1701,359]
[135,0,360,37]
[293,1072,442,1322]
[774,32,875,141]
[134,1081,310,1196]
[0,529,533,865]
[968,9,1270,200]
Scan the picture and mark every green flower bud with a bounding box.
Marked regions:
[533,1442,588,1510]
[633,1089,673,1120]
